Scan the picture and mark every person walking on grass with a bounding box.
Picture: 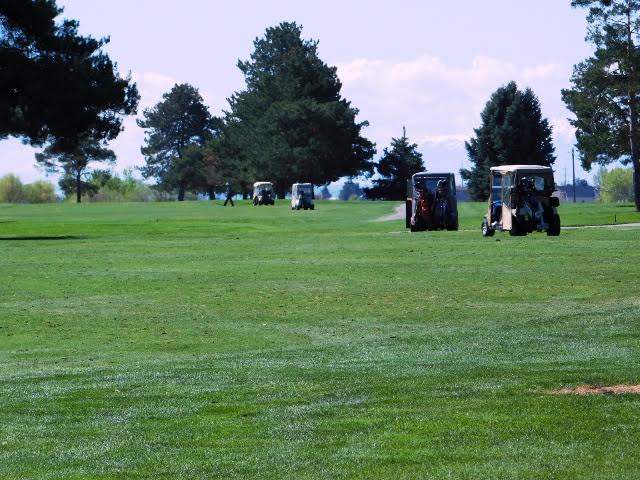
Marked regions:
[224,182,235,206]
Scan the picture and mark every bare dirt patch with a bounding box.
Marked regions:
[550,385,640,395]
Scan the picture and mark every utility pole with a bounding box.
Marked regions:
[572,148,577,203]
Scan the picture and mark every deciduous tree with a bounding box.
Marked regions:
[0,174,24,203]
[599,167,634,202]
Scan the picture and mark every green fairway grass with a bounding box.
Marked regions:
[1,200,639,479]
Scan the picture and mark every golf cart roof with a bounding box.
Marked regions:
[412,172,454,179]
[253,182,273,188]
[490,165,553,174]
[292,183,313,187]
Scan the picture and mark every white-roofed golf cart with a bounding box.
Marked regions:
[481,165,561,236]
[291,183,315,210]
[252,182,275,206]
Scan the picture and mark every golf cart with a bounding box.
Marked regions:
[291,183,315,210]
[481,165,561,237]
[406,172,459,232]
[253,182,275,206]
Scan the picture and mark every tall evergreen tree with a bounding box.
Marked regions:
[35,135,115,203]
[461,82,555,200]
[364,127,424,200]
[1,0,138,152]
[138,84,215,201]
[222,22,376,197]
[562,0,640,211]
[338,179,364,201]
[319,185,332,199]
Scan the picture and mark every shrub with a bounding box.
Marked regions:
[598,167,634,203]
[23,181,57,203]
[0,174,24,203]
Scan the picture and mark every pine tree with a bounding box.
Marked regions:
[222,22,375,198]
[461,82,555,201]
[138,84,214,201]
[338,179,364,201]
[1,0,138,152]
[35,136,116,203]
[364,127,424,200]
[562,0,640,211]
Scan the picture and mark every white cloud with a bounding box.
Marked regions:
[334,54,589,180]
[417,133,470,151]
[550,117,576,144]
[132,72,179,109]
[339,55,574,151]
[521,63,568,82]
[338,55,518,92]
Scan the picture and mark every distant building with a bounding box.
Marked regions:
[456,184,472,202]
[554,183,597,203]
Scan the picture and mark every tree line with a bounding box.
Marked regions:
[135,23,377,201]
[2,1,640,209]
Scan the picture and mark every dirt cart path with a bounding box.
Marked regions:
[375,204,405,222]
[563,223,640,230]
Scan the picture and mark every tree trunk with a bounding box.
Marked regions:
[207,187,216,200]
[76,172,82,204]
[626,10,640,211]
[633,157,640,211]
[177,186,185,201]
[629,90,640,211]
[276,181,287,199]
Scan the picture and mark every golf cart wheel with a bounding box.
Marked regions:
[481,219,494,237]
[547,215,561,236]
[310,205,315,210]
[509,219,527,236]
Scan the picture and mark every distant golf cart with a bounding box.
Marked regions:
[253,182,275,206]
[481,165,561,237]
[406,172,459,232]
[291,183,315,210]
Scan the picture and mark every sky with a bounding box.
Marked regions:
[1,0,599,188]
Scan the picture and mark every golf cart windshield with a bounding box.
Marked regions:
[296,185,312,196]
[517,174,554,193]
[254,183,273,195]
[414,176,450,196]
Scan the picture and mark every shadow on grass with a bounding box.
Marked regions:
[0,235,87,241]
